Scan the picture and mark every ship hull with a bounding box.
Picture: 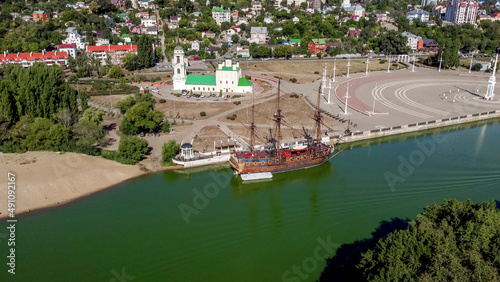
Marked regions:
[230,148,333,175]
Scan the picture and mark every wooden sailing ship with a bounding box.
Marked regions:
[230,80,334,175]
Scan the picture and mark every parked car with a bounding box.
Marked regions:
[182,89,189,94]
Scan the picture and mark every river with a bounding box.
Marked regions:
[1,120,500,281]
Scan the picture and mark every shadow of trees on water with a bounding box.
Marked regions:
[318,217,410,282]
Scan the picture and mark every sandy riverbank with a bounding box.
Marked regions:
[0,151,147,218]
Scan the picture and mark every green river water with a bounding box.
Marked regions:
[1,120,500,282]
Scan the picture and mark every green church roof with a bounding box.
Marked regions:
[185,75,217,85]
[238,78,253,87]
[290,39,301,43]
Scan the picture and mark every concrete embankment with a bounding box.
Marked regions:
[338,110,500,144]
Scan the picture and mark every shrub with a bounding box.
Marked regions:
[162,121,170,133]
[233,101,241,105]
[200,112,206,116]
[159,99,166,103]
[290,93,299,98]
[226,113,237,120]
[162,140,180,166]
[290,78,297,83]
[379,59,387,64]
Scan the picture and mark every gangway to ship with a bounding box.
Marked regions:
[241,172,273,182]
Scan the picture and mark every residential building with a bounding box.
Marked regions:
[232,10,239,20]
[406,9,430,22]
[344,5,365,20]
[292,16,300,24]
[96,38,110,46]
[250,27,268,44]
[347,28,361,38]
[207,47,219,56]
[264,16,274,24]
[402,32,423,50]
[290,38,301,47]
[287,0,306,6]
[111,0,125,8]
[236,46,250,58]
[136,12,149,18]
[141,17,156,27]
[22,16,32,22]
[421,0,437,5]
[0,50,68,68]
[308,39,326,55]
[62,27,87,50]
[191,41,200,51]
[251,1,263,11]
[121,34,132,43]
[445,0,479,24]
[423,38,439,54]
[130,25,144,34]
[433,5,446,18]
[376,13,390,22]
[145,26,158,35]
[341,0,350,8]
[32,10,48,22]
[212,7,231,25]
[58,44,77,58]
[202,31,216,38]
[10,13,21,20]
[86,44,138,66]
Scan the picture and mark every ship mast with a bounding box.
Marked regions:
[273,80,283,156]
[250,88,255,153]
[315,83,323,145]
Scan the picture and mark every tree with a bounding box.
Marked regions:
[118,135,149,164]
[377,30,409,55]
[161,140,180,165]
[108,65,124,78]
[80,108,104,126]
[125,0,132,9]
[357,199,500,281]
[162,121,170,133]
[231,34,240,44]
[137,34,155,69]
[472,62,483,71]
[116,96,136,114]
[122,53,140,71]
[123,101,163,133]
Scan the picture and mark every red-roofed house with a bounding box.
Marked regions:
[58,44,77,57]
[308,39,326,56]
[86,44,138,65]
[130,25,143,35]
[0,50,68,68]
[347,28,361,38]
[33,10,48,22]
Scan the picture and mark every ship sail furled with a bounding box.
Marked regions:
[230,80,334,176]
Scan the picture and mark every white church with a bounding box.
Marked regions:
[171,44,253,94]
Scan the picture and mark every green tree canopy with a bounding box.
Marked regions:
[357,199,500,281]
[118,135,149,163]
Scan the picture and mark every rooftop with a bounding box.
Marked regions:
[310,39,326,45]
[238,78,253,87]
[185,75,217,85]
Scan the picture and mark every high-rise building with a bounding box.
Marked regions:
[421,0,437,6]
[445,0,479,24]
